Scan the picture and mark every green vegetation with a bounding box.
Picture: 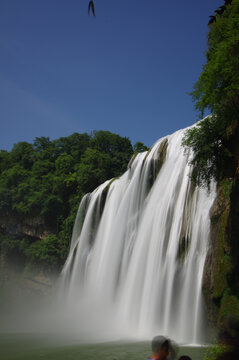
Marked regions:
[182,0,239,336]
[213,206,231,299]
[203,342,227,360]
[182,1,239,188]
[25,235,60,270]
[222,178,234,200]
[218,291,239,326]
[0,131,146,272]
[133,141,149,153]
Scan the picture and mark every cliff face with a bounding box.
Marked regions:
[203,128,239,335]
[0,214,57,302]
[0,214,53,240]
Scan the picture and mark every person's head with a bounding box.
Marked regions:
[178,356,192,360]
[152,336,170,359]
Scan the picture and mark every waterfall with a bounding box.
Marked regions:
[59,128,216,344]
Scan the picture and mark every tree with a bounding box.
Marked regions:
[76,148,112,194]
[0,130,137,269]
[10,142,34,170]
[133,142,149,153]
[90,130,133,176]
[183,1,239,187]
[53,133,91,160]
[26,234,60,269]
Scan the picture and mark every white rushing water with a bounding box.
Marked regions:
[59,128,216,344]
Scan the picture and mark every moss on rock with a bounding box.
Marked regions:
[203,175,239,335]
[212,206,232,299]
[218,291,239,328]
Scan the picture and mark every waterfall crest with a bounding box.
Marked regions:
[59,128,216,344]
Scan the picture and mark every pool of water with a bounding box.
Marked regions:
[0,334,209,360]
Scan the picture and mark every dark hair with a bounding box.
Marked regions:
[152,336,169,353]
[178,356,192,360]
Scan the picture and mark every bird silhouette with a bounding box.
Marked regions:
[88,0,96,17]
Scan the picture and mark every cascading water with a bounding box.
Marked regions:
[59,128,216,344]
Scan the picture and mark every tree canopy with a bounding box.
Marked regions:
[183,1,239,188]
[0,130,147,271]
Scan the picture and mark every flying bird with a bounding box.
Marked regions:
[88,1,96,17]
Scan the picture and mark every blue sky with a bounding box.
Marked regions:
[0,0,223,150]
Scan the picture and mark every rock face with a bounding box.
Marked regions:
[203,180,232,332]
[203,142,239,336]
[0,215,53,240]
[0,214,56,301]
